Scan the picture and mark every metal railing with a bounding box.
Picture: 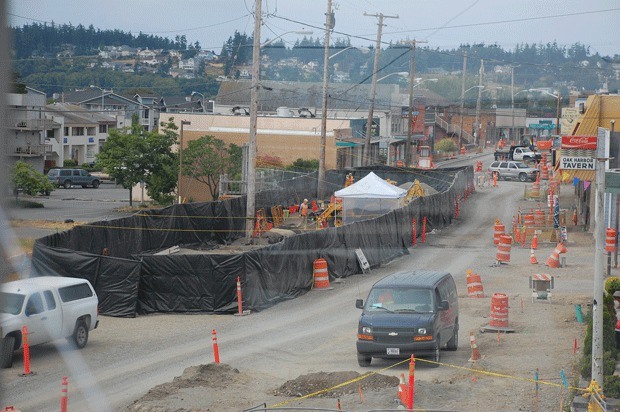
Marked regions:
[434,114,474,144]
[11,144,53,156]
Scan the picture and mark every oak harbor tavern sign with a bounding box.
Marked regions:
[560,136,597,170]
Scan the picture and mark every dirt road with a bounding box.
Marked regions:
[1,174,593,411]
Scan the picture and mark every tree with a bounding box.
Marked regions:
[181,135,242,200]
[97,114,178,206]
[10,160,54,200]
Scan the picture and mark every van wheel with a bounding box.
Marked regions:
[1,336,15,368]
[72,321,89,349]
[92,180,100,188]
[447,326,458,351]
[357,353,371,367]
[518,173,528,182]
[63,180,72,189]
[429,338,440,368]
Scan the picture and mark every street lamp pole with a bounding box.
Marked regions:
[318,0,333,200]
[458,51,468,150]
[178,120,191,204]
[90,85,107,110]
[402,39,427,168]
[528,88,561,136]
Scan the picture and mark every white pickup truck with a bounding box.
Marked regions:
[0,276,99,368]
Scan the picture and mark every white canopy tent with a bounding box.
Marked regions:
[334,172,407,224]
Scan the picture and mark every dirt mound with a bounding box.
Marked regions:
[274,371,399,398]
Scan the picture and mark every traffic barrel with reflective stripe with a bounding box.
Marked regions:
[496,234,512,262]
[489,293,510,328]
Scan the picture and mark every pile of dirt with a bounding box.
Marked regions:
[273,371,399,398]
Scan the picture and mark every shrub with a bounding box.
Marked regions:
[63,159,78,167]
[435,138,457,153]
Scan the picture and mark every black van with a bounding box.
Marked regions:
[355,270,459,367]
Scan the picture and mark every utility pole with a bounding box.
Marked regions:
[474,59,484,149]
[318,0,333,199]
[363,12,398,166]
[511,65,515,144]
[246,0,261,243]
[403,39,427,167]
[592,128,608,386]
[458,51,468,150]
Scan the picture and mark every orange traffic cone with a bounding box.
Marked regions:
[546,245,561,268]
[469,331,481,361]
[397,373,410,406]
[531,233,538,250]
[530,249,538,264]
[558,242,567,254]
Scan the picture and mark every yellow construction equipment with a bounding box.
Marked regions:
[316,198,343,229]
[406,179,425,202]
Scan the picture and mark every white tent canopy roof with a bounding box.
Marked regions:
[334,172,407,199]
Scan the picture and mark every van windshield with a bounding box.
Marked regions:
[366,288,433,313]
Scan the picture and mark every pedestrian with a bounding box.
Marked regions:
[300,199,309,228]
[616,318,620,349]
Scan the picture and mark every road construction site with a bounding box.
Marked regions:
[1,154,603,411]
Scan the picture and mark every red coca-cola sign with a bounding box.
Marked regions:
[561,135,597,150]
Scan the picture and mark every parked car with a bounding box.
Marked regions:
[47,168,101,189]
[488,160,539,182]
[0,276,100,368]
[355,270,459,367]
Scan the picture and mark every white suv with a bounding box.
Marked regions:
[488,160,539,182]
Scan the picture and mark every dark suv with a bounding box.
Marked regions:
[47,168,100,189]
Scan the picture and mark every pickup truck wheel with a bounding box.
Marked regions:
[92,180,100,188]
[63,180,72,189]
[518,173,528,182]
[72,321,89,349]
[357,353,371,367]
[1,336,15,368]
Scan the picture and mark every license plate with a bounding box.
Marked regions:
[386,347,400,355]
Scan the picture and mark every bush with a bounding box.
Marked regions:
[10,161,54,197]
[606,276,620,296]
[605,375,620,398]
[63,159,77,167]
[579,304,620,380]
[435,138,457,153]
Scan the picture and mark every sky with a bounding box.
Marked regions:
[7,0,620,58]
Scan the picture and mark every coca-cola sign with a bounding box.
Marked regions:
[561,135,597,150]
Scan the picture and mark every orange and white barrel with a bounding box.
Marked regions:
[496,234,512,262]
[313,258,331,289]
[534,210,545,227]
[489,293,509,328]
[523,214,534,228]
[466,270,485,298]
[493,220,505,245]
[606,228,617,253]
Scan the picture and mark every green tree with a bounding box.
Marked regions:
[181,135,242,199]
[97,115,178,206]
[435,138,458,153]
[10,160,54,199]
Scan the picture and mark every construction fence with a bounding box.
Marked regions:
[31,166,473,317]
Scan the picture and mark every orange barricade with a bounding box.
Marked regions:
[523,214,534,228]
[496,234,512,263]
[313,258,332,290]
[489,293,510,328]
[493,220,505,245]
[606,228,617,253]
[466,270,484,298]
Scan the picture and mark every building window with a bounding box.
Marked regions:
[72,127,85,136]
[64,127,69,136]
[87,127,96,135]
[99,124,108,133]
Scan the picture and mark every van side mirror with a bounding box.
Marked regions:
[355,299,364,309]
[438,300,449,311]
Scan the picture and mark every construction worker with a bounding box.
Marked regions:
[492,171,498,187]
[300,199,309,228]
[345,173,354,187]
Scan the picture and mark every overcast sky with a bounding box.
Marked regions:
[8,0,619,58]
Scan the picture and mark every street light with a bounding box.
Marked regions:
[191,91,205,113]
[260,30,313,48]
[377,71,408,82]
[89,85,110,111]
[414,78,438,88]
[528,88,561,135]
[474,86,502,146]
[246,15,313,242]
[178,120,191,204]
[328,46,370,60]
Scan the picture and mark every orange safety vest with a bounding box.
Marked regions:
[616,319,620,333]
[301,203,308,217]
